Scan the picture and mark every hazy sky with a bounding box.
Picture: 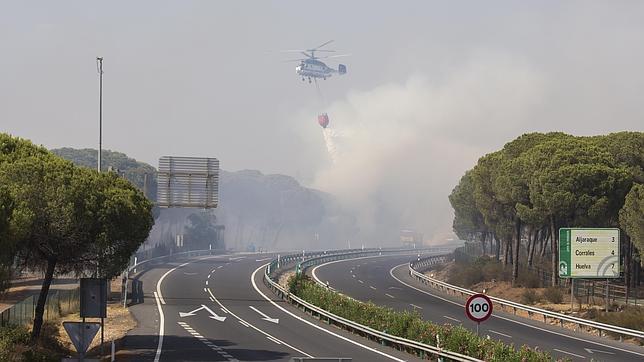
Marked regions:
[2,1,644,240]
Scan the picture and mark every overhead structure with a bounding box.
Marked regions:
[157,156,219,208]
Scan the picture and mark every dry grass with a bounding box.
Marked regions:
[55,303,136,357]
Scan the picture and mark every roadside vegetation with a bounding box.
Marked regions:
[449,132,643,291]
[289,274,557,361]
[0,133,153,347]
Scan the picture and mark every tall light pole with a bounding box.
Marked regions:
[96,57,104,172]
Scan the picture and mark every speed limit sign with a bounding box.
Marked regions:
[465,293,493,324]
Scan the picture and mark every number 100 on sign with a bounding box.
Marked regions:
[465,294,493,323]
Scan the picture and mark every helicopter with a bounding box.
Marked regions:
[283,40,348,83]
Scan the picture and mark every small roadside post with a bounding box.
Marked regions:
[465,293,493,336]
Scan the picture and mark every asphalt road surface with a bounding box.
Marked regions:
[313,254,644,362]
[120,253,420,361]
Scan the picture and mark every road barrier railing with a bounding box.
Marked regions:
[408,256,644,342]
[263,247,481,362]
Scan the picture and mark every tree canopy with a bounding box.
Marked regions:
[0,133,154,340]
[449,132,643,286]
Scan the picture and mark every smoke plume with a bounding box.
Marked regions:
[311,52,545,245]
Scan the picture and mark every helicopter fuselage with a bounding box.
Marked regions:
[296,59,344,80]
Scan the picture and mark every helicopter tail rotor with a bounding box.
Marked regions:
[338,64,347,75]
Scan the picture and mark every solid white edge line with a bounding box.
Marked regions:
[251,264,405,362]
[156,261,191,304]
[206,286,312,357]
[153,291,164,362]
[389,263,644,358]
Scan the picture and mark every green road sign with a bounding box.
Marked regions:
[559,228,620,278]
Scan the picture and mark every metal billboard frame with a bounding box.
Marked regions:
[157,156,219,208]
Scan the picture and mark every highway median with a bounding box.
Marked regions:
[287,273,558,361]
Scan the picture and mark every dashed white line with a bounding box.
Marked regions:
[410,303,423,309]
[488,329,512,338]
[369,286,377,290]
[177,322,238,361]
[205,280,209,286]
[443,315,461,323]
[554,349,586,359]
[207,274,211,279]
[385,293,395,299]
[218,265,224,269]
[358,280,364,284]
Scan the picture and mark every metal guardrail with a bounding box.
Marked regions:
[263,247,481,362]
[408,256,644,342]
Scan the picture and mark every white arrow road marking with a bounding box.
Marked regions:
[584,348,615,355]
[249,306,279,324]
[488,329,512,338]
[179,305,226,322]
[554,349,586,359]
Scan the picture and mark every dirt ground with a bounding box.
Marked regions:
[56,303,136,359]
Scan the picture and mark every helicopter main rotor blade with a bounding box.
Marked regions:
[317,54,351,59]
[311,40,334,50]
[301,51,313,58]
[283,59,305,63]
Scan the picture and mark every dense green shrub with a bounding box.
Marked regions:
[542,287,564,304]
[289,275,553,361]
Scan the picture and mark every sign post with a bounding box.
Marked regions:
[559,228,620,312]
[465,293,493,336]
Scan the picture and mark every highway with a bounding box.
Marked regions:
[120,253,418,361]
[312,254,644,362]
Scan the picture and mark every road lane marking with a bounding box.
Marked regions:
[218,265,224,269]
[369,286,377,290]
[410,304,423,309]
[178,322,238,361]
[239,320,250,327]
[267,336,282,345]
[584,348,615,355]
[443,315,461,323]
[156,261,191,305]
[207,274,211,279]
[388,263,644,358]
[385,293,395,299]
[256,258,272,262]
[251,264,406,362]
[220,307,229,314]
[488,330,512,338]
[153,292,164,362]
[205,280,208,285]
[554,349,586,359]
[206,286,312,357]
[249,306,279,324]
[358,280,364,284]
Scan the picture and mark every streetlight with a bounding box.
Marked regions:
[96,57,104,172]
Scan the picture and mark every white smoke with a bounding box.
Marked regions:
[311,52,545,244]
